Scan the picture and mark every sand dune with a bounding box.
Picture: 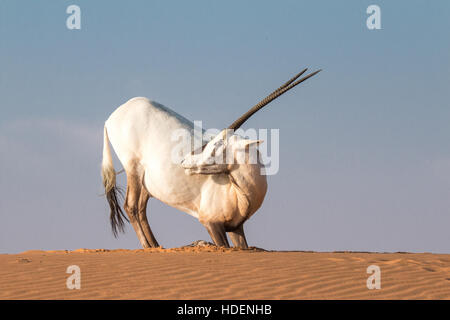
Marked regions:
[0,245,449,299]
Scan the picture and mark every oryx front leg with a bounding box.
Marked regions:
[227,224,248,249]
[204,222,230,248]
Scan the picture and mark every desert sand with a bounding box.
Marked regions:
[1,245,449,299]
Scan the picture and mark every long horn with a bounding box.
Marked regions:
[270,67,308,95]
[228,68,321,130]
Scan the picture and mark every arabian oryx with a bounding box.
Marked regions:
[101,68,321,248]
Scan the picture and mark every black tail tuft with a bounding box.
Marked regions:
[106,185,129,237]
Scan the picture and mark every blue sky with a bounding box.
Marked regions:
[1,0,449,253]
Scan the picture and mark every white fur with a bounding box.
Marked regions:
[103,97,267,229]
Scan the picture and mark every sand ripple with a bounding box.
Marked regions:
[0,249,449,299]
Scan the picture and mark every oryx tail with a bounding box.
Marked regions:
[101,126,128,237]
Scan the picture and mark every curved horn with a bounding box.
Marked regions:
[228,68,322,130]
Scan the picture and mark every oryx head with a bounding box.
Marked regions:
[181,128,263,175]
[181,67,321,175]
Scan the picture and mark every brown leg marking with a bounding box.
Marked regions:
[137,186,159,248]
[227,224,248,249]
[204,222,230,248]
[124,170,151,248]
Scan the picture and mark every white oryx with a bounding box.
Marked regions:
[101,68,320,248]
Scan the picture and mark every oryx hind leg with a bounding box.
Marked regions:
[204,222,230,248]
[124,161,158,248]
[227,224,248,249]
[137,184,159,247]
